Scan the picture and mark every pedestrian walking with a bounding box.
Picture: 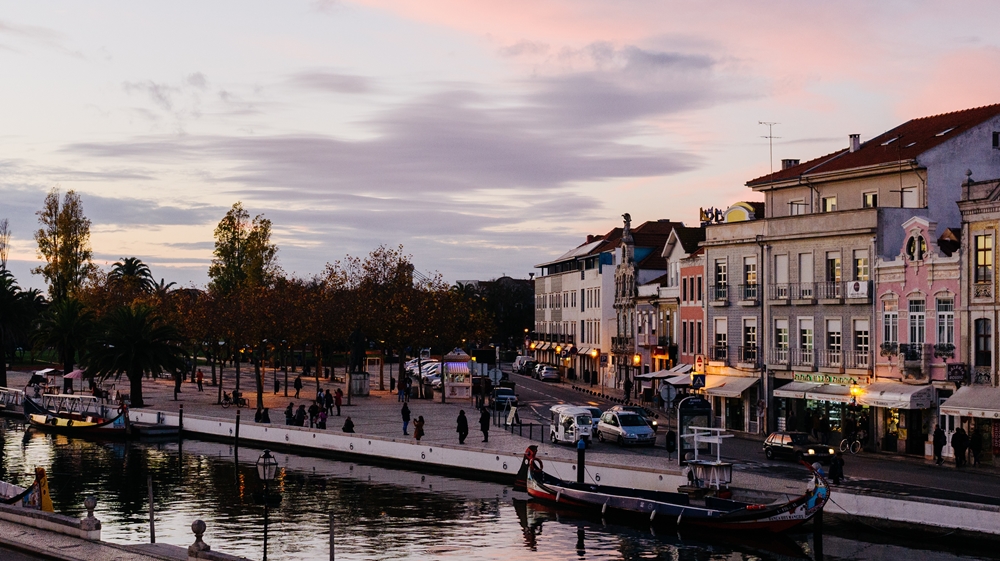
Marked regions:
[273,375,280,394]
[317,388,324,405]
[479,407,490,443]
[404,377,412,402]
[308,402,320,428]
[952,427,969,467]
[413,416,425,441]
[196,369,204,392]
[293,375,303,398]
[285,402,294,425]
[933,425,947,465]
[294,404,307,427]
[334,388,343,416]
[829,451,845,484]
[397,377,407,402]
[325,389,334,415]
[971,428,983,466]
[401,403,411,435]
[457,410,469,444]
[342,416,355,433]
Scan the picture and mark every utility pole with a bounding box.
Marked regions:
[759,121,780,174]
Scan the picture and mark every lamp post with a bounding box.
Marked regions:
[590,349,599,387]
[256,449,278,561]
[631,353,641,402]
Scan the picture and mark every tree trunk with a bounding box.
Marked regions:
[235,353,241,395]
[0,331,8,387]
[255,356,264,410]
[129,369,144,407]
[211,352,217,385]
[379,347,385,391]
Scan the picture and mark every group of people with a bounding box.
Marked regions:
[275,383,353,432]
[933,425,984,467]
[399,403,492,444]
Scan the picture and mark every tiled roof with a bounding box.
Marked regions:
[672,226,706,254]
[747,104,1000,187]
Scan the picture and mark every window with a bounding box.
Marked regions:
[976,234,993,283]
[863,192,878,208]
[697,321,703,354]
[697,276,703,301]
[774,254,789,297]
[744,256,757,299]
[937,298,954,346]
[854,250,870,281]
[715,259,727,284]
[799,253,813,297]
[682,320,689,354]
[906,236,927,261]
[743,318,757,358]
[883,300,898,344]
[827,318,842,352]
[775,320,789,348]
[822,196,837,213]
[790,200,806,215]
[901,187,918,208]
[799,318,814,363]
[826,252,842,282]
[715,318,728,353]
[975,318,992,367]
[908,299,926,344]
[854,319,870,354]
[682,277,688,302]
[580,289,584,311]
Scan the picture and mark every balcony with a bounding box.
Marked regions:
[768,284,790,302]
[791,283,815,302]
[713,344,729,361]
[738,345,758,364]
[768,347,790,365]
[816,281,843,302]
[738,284,759,305]
[899,343,925,364]
[845,350,871,370]
[611,336,632,351]
[709,284,729,306]
[792,347,815,368]
[817,349,843,370]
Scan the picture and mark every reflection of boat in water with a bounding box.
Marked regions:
[23,394,130,438]
[516,445,828,533]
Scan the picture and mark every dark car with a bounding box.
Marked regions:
[608,405,659,432]
[490,387,518,410]
[763,431,836,464]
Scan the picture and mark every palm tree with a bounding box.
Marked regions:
[153,278,177,299]
[108,257,155,294]
[34,297,94,376]
[86,304,185,407]
[0,270,30,386]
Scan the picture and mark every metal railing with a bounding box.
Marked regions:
[709,284,729,301]
[845,350,871,370]
[791,283,815,299]
[768,284,790,299]
[768,347,790,364]
[739,283,759,301]
[713,344,729,361]
[817,349,843,368]
[816,281,842,300]
[899,343,925,362]
[738,345,757,363]
[792,347,815,366]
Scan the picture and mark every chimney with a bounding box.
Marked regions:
[849,134,860,152]
[781,159,800,170]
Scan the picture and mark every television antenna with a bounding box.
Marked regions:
[759,121,780,174]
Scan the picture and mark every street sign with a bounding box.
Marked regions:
[600,354,609,366]
[488,367,503,384]
[692,374,706,389]
[694,354,705,373]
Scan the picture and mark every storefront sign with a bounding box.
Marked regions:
[793,372,867,386]
[993,423,1000,456]
[948,363,969,383]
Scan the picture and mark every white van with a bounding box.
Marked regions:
[512,355,532,374]
[549,405,594,446]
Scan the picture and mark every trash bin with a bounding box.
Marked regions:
[350,372,370,397]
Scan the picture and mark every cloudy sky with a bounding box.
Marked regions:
[2,1,999,292]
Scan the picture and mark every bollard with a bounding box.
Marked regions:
[189,520,211,556]
[178,404,184,432]
[80,495,101,532]
[148,476,155,543]
[813,509,824,558]
[577,438,586,484]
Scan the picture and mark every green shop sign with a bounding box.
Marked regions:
[793,372,865,386]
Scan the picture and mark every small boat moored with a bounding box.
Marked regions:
[23,394,130,438]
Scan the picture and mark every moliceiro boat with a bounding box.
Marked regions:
[23,395,130,438]
[515,446,828,533]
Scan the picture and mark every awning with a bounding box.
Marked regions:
[773,381,817,399]
[538,343,550,350]
[444,363,470,374]
[670,363,693,373]
[804,384,853,403]
[576,347,592,356]
[704,375,759,398]
[635,369,674,380]
[858,381,933,409]
[666,374,692,386]
[940,386,1000,419]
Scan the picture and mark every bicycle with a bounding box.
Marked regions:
[221,391,249,409]
[839,429,866,454]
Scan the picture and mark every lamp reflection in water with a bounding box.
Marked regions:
[256,449,278,561]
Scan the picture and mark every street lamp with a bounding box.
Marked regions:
[256,449,278,561]
[590,348,599,387]
[631,353,641,402]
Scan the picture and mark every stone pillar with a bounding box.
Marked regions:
[189,519,211,558]
[79,495,101,540]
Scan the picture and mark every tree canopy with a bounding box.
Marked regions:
[33,189,95,302]
[207,202,278,294]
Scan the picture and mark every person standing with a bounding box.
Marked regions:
[293,375,303,398]
[413,416,425,441]
[285,402,294,425]
[196,369,204,392]
[273,375,280,394]
[308,401,320,428]
[829,451,845,484]
[971,428,983,467]
[457,410,469,444]
[294,404,307,427]
[404,377,412,402]
[479,407,491,443]
[933,425,947,465]
[397,377,407,402]
[401,402,411,435]
[317,410,327,429]
[334,388,343,416]
[324,389,334,415]
[786,411,796,432]
[952,427,969,468]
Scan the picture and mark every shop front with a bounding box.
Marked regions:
[940,385,1000,466]
[857,381,934,456]
[703,375,760,434]
[772,379,869,446]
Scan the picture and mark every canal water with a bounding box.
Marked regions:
[0,422,992,561]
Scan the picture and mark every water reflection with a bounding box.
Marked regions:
[0,421,994,560]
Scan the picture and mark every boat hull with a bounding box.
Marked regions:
[24,396,130,439]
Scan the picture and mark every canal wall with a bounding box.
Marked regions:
[132,409,1000,539]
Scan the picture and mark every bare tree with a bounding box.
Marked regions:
[0,218,10,271]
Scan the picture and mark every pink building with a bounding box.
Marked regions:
[873,216,961,455]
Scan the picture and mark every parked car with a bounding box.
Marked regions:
[520,360,537,375]
[538,366,560,382]
[549,405,593,445]
[763,431,836,464]
[491,387,518,410]
[608,405,659,432]
[596,411,656,446]
[512,356,532,374]
[583,406,603,431]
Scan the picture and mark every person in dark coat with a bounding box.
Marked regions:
[829,451,845,484]
[457,410,469,444]
[413,416,425,441]
[334,388,343,416]
[293,375,303,398]
[294,404,307,427]
[479,407,491,443]
[342,416,355,433]
[273,375,280,394]
[933,425,947,465]
[325,389,334,415]
[260,408,271,424]
[308,402,320,428]
[401,403,411,435]
[952,427,969,467]
[285,403,295,425]
[970,429,984,466]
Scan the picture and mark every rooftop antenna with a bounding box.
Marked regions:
[759,121,780,174]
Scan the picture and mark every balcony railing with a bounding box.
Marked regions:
[710,284,729,301]
[739,283,759,301]
[768,347,790,364]
[817,349,843,368]
[792,347,815,366]
[975,282,993,299]
[713,344,729,361]
[816,281,842,300]
[768,284,790,299]
[845,350,871,370]
[791,283,815,300]
[738,345,758,363]
[899,343,925,362]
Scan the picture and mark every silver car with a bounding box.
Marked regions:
[596,411,656,446]
[538,366,560,382]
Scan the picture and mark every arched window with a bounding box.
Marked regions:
[905,236,927,261]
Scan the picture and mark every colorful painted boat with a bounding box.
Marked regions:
[515,445,828,533]
[23,395,130,438]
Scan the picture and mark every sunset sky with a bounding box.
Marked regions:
[3,1,1000,292]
